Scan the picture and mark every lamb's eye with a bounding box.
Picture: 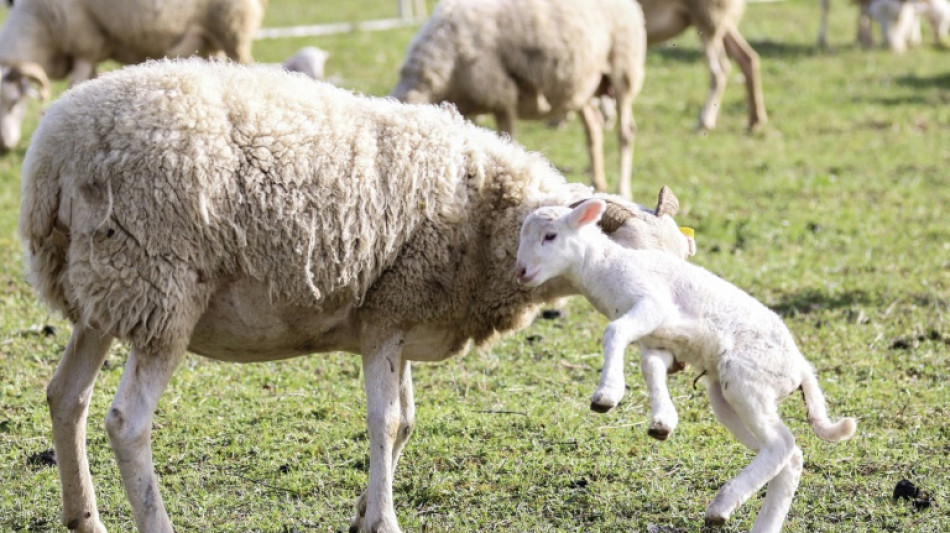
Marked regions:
[543,233,557,242]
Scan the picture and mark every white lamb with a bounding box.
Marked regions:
[21,59,693,533]
[391,0,646,199]
[516,199,857,533]
[0,0,266,151]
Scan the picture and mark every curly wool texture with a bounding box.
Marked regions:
[392,0,645,118]
[20,59,595,347]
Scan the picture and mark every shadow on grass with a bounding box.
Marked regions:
[895,72,950,90]
[769,288,874,317]
[651,39,827,64]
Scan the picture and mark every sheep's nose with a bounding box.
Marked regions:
[517,266,527,282]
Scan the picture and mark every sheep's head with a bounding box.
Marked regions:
[0,62,50,153]
[578,186,696,260]
[516,200,607,287]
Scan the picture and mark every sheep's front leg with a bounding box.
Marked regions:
[69,60,97,87]
[591,301,664,412]
[352,358,415,529]
[640,348,678,440]
[48,326,113,533]
[698,32,731,132]
[351,333,406,533]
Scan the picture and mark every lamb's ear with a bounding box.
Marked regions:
[567,199,606,230]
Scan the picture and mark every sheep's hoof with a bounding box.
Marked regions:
[703,515,727,527]
[647,427,670,441]
[590,401,613,413]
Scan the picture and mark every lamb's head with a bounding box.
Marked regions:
[0,62,49,152]
[516,199,608,287]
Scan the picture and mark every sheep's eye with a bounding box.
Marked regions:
[543,233,557,242]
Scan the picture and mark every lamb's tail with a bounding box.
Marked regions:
[800,368,857,442]
[18,143,72,319]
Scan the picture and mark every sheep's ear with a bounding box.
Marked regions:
[655,186,679,217]
[567,199,606,229]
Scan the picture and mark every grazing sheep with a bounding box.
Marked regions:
[913,0,950,43]
[391,0,647,200]
[819,0,875,48]
[281,46,329,80]
[515,200,857,533]
[0,0,266,152]
[869,0,922,51]
[20,59,694,533]
[639,0,767,132]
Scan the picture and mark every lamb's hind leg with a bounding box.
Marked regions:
[641,348,678,440]
[707,381,802,533]
[705,383,797,529]
[48,326,114,533]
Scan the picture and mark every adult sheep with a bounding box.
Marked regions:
[20,59,694,533]
[639,0,767,132]
[0,0,266,152]
[391,0,646,200]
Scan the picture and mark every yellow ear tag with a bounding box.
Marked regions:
[679,227,695,239]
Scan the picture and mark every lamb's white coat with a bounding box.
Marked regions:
[0,0,265,150]
[516,200,857,533]
[391,0,646,199]
[21,59,693,533]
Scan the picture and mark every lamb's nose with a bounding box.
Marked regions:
[516,266,527,283]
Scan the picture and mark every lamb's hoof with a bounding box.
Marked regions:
[704,515,727,527]
[590,401,614,413]
[647,427,670,441]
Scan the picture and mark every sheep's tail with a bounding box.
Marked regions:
[18,146,72,318]
[800,367,857,443]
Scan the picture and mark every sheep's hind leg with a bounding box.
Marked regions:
[704,384,796,528]
[106,342,187,533]
[579,102,608,194]
[350,332,406,533]
[723,28,767,131]
[641,348,678,440]
[48,326,113,533]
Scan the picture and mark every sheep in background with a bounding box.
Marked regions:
[21,59,693,533]
[869,0,922,51]
[639,0,767,132]
[516,199,857,533]
[917,0,950,43]
[819,0,875,49]
[282,46,329,80]
[0,0,266,152]
[391,0,646,200]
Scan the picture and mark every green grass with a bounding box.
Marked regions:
[1,0,948,531]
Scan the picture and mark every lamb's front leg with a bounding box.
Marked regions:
[591,301,664,412]
[641,348,678,440]
[351,332,406,533]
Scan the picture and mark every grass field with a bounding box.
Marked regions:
[1,0,948,531]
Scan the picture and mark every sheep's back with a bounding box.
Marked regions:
[26,60,471,326]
